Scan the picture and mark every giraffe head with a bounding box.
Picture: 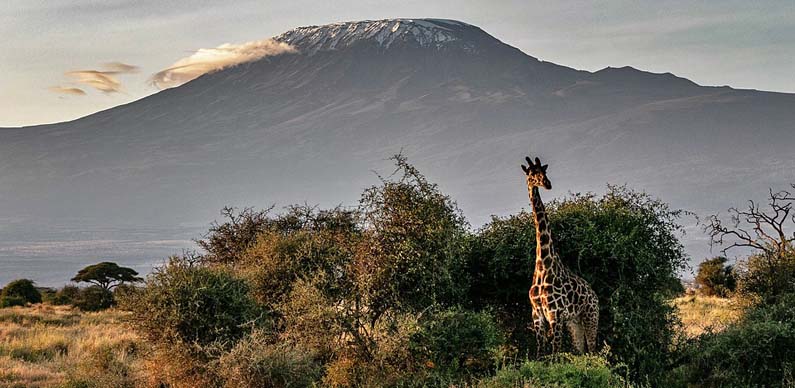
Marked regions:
[521,156,552,190]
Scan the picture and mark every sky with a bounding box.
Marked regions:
[1,0,793,127]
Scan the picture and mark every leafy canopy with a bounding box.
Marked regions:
[71,261,143,291]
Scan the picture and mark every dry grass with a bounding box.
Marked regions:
[0,304,143,388]
[673,295,744,338]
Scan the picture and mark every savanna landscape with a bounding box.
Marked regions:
[2,157,794,387]
[3,2,795,388]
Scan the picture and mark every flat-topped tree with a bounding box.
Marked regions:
[72,262,143,292]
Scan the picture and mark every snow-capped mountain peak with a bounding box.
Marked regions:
[274,18,480,54]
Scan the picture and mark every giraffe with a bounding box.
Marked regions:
[521,156,599,355]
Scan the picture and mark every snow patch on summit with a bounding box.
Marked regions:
[275,19,476,55]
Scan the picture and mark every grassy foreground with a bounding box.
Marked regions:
[0,296,737,387]
[0,304,141,388]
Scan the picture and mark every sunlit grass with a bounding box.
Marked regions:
[0,304,142,387]
[673,295,744,338]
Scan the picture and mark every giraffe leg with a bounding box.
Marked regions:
[532,308,547,358]
[545,309,563,354]
[548,320,563,354]
[567,319,586,354]
[582,301,599,353]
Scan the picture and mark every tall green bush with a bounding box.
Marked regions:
[122,256,261,348]
[357,154,469,320]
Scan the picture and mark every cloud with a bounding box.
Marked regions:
[152,39,296,89]
[64,62,139,94]
[102,61,140,73]
[48,86,86,96]
[66,70,123,93]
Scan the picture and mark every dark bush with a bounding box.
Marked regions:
[410,308,503,376]
[465,212,537,353]
[735,252,795,303]
[675,294,795,387]
[50,285,81,305]
[0,279,42,307]
[0,295,27,308]
[73,286,114,311]
[695,257,736,297]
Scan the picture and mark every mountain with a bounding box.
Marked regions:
[2,19,794,285]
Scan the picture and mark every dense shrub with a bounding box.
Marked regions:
[236,206,360,309]
[356,154,469,320]
[218,330,321,388]
[465,212,537,352]
[410,308,503,377]
[198,206,278,265]
[122,256,261,348]
[480,353,629,388]
[0,279,42,307]
[735,252,795,303]
[121,255,262,385]
[674,294,795,387]
[73,286,114,311]
[695,257,736,297]
[50,285,81,305]
[468,186,688,382]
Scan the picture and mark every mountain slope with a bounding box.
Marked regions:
[1,19,794,284]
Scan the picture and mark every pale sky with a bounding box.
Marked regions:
[2,0,793,127]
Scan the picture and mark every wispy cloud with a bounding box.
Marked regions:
[48,86,86,96]
[63,62,139,94]
[66,70,123,93]
[102,61,140,73]
[151,39,296,89]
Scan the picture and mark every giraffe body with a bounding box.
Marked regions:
[522,156,599,355]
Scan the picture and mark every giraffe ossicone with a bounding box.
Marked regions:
[522,155,599,356]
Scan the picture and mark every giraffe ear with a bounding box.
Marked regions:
[521,164,529,174]
[541,164,548,172]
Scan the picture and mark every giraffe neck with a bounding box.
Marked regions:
[530,186,557,273]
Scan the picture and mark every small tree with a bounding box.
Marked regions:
[695,257,736,297]
[71,262,143,292]
[0,279,42,307]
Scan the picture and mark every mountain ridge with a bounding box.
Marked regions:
[1,18,794,285]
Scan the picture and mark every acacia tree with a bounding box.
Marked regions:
[704,183,795,301]
[72,262,143,291]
